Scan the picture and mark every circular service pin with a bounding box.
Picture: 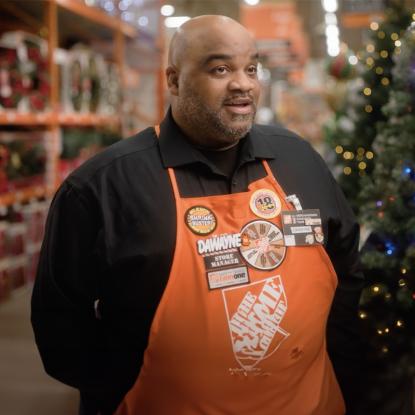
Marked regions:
[185,206,217,235]
[249,189,281,219]
[239,220,286,270]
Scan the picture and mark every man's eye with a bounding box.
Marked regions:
[247,66,258,75]
[213,66,228,75]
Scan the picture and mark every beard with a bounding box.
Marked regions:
[177,87,256,147]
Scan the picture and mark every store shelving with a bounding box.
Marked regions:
[0,185,50,207]
[0,0,164,207]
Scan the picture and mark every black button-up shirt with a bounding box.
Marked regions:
[32,110,364,414]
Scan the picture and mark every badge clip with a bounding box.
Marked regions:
[285,194,302,211]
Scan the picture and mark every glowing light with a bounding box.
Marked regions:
[363,87,372,96]
[385,241,395,256]
[118,0,132,10]
[395,40,402,47]
[121,11,133,21]
[244,0,260,5]
[396,320,404,327]
[376,201,383,207]
[358,162,367,170]
[104,1,115,12]
[391,33,399,41]
[348,55,358,65]
[164,16,190,28]
[344,167,352,175]
[378,31,385,39]
[399,279,406,286]
[380,50,389,58]
[138,16,148,26]
[366,44,375,53]
[325,12,337,25]
[381,77,390,86]
[382,346,389,353]
[370,22,379,30]
[359,312,367,319]
[401,268,407,274]
[366,57,374,66]
[377,329,383,335]
[357,147,365,155]
[375,66,384,75]
[366,151,374,159]
[322,0,338,13]
[161,4,175,16]
[335,145,343,154]
[365,105,373,113]
[372,286,380,293]
[327,45,340,57]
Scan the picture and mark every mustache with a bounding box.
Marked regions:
[223,94,255,105]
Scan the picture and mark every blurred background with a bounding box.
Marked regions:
[0,0,415,414]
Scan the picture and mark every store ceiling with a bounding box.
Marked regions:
[167,0,415,58]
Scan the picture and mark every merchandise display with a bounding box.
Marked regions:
[59,45,121,115]
[0,131,47,192]
[0,32,49,112]
[0,200,50,301]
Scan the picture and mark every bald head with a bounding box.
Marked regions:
[168,15,255,68]
[166,15,260,150]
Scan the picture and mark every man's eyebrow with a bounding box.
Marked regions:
[202,54,233,66]
[202,53,259,66]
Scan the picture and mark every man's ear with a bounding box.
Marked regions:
[166,66,179,96]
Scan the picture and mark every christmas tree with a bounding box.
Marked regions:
[358,19,415,415]
[324,0,411,213]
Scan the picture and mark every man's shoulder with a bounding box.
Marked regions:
[68,127,160,184]
[251,123,315,154]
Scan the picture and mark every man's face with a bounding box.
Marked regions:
[171,27,261,148]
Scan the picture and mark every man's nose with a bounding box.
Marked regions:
[228,71,256,92]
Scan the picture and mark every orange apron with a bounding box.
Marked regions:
[115,130,345,415]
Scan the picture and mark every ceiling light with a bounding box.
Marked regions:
[325,24,339,38]
[244,0,260,5]
[165,16,190,28]
[322,0,338,13]
[161,5,175,16]
[325,12,337,25]
[138,16,149,26]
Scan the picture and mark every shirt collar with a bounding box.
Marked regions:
[158,108,275,169]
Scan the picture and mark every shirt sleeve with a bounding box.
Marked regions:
[325,173,365,414]
[31,181,105,401]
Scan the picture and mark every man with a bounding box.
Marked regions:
[32,15,364,415]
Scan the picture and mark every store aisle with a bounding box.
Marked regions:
[0,287,78,415]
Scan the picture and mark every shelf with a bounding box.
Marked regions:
[55,0,137,38]
[0,185,50,206]
[58,113,120,126]
[0,112,54,126]
[0,111,120,127]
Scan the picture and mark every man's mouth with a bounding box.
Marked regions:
[224,98,254,115]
